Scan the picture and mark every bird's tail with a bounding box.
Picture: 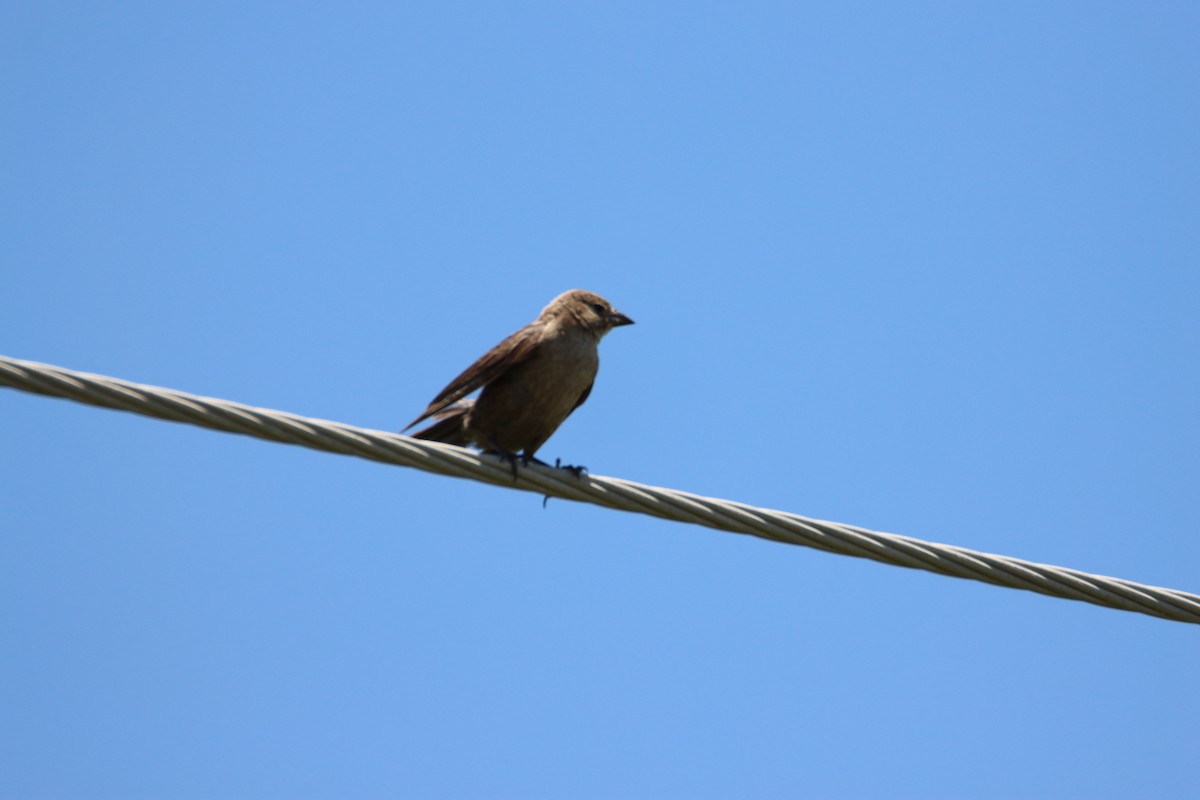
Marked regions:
[408,399,473,447]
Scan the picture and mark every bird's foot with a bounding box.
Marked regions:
[487,447,521,479]
[484,439,537,480]
[542,459,589,508]
[490,450,553,480]
[554,458,588,478]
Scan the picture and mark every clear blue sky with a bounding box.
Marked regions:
[3,3,1198,797]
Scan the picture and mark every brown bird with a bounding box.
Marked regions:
[404,289,634,471]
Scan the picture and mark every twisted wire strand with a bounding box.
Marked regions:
[3,354,1197,625]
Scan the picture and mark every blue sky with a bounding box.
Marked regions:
[2,2,1198,797]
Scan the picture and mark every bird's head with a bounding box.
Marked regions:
[545,289,635,338]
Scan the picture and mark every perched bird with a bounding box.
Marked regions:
[404,289,633,471]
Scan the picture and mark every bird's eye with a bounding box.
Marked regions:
[591,303,605,314]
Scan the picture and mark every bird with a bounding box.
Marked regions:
[404,289,634,473]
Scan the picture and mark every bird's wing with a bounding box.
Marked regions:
[404,324,542,430]
[570,380,593,413]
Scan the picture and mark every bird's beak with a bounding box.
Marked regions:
[608,311,634,327]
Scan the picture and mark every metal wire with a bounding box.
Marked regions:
[3,354,1197,625]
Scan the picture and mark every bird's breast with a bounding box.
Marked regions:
[469,333,599,453]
